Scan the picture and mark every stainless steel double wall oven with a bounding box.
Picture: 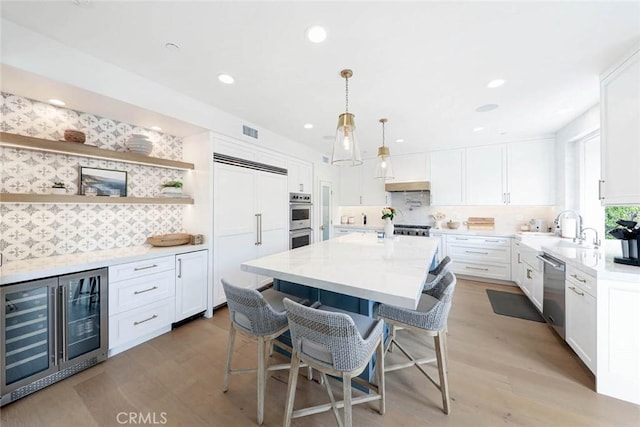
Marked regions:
[289,192,312,249]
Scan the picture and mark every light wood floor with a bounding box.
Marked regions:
[2,280,639,426]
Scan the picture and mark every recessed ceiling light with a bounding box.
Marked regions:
[48,99,65,106]
[218,74,235,84]
[165,42,180,51]
[473,127,485,132]
[303,123,313,129]
[487,79,505,88]
[395,138,404,143]
[306,25,327,43]
[150,126,162,131]
[476,104,499,112]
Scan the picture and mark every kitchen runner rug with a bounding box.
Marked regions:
[485,289,545,323]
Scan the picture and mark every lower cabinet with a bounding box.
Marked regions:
[447,235,512,281]
[108,249,208,356]
[175,250,208,322]
[519,245,543,312]
[565,267,596,373]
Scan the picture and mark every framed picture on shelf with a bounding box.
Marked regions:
[79,167,127,197]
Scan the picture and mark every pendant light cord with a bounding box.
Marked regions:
[344,76,349,113]
[381,120,386,147]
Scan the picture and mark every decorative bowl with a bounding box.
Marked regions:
[447,221,461,229]
[125,137,153,156]
[64,129,86,143]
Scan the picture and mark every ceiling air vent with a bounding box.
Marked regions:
[242,125,258,139]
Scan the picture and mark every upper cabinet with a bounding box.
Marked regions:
[430,149,465,205]
[431,139,555,206]
[600,47,640,205]
[389,153,429,182]
[338,158,387,206]
[287,159,313,194]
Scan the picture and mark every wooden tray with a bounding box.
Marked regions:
[146,233,192,247]
[467,217,495,230]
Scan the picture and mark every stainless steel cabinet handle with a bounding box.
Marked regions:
[527,268,533,279]
[465,250,489,255]
[134,286,158,295]
[258,213,263,245]
[517,253,521,263]
[598,179,605,200]
[570,273,587,283]
[485,239,500,243]
[177,258,182,278]
[134,264,158,271]
[60,285,67,362]
[51,286,58,366]
[465,266,489,271]
[568,286,584,296]
[134,314,158,326]
[507,193,511,204]
[536,255,563,269]
[299,183,303,192]
[455,237,469,240]
[255,213,260,245]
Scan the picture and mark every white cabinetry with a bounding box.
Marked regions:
[565,266,596,373]
[339,158,387,206]
[512,239,523,287]
[288,159,313,194]
[465,141,554,206]
[430,149,465,206]
[600,47,640,205]
[213,158,288,307]
[333,226,378,237]
[108,256,176,356]
[430,231,447,263]
[447,235,511,281]
[175,250,208,322]
[389,153,429,182]
[520,246,543,311]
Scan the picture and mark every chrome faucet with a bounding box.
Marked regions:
[581,227,601,249]
[554,210,583,242]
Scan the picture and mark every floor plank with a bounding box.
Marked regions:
[1,279,638,426]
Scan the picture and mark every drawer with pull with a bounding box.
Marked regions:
[109,255,175,282]
[109,298,175,349]
[448,244,510,264]
[566,265,596,297]
[109,270,175,315]
[451,260,511,281]
[446,235,511,248]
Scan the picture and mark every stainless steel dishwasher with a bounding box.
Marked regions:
[537,253,566,338]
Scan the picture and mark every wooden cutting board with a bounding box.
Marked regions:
[467,217,495,230]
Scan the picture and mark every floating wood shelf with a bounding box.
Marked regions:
[0,194,194,205]
[0,132,194,170]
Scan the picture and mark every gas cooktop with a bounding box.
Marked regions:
[393,224,432,237]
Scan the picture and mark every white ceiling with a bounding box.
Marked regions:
[1,1,639,157]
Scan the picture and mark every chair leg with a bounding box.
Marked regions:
[388,324,396,353]
[342,374,352,427]
[376,339,386,415]
[257,338,266,425]
[434,331,450,414]
[223,324,236,392]
[283,351,301,427]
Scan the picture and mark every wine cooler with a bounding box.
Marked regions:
[1,268,108,406]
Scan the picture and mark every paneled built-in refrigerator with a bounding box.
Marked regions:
[1,268,108,406]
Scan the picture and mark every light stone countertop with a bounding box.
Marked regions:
[242,233,439,310]
[516,235,639,283]
[0,244,209,285]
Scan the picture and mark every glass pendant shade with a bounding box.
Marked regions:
[331,112,362,166]
[375,145,394,179]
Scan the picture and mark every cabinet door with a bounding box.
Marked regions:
[390,153,429,182]
[529,267,543,312]
[339,165,362,205]
[601,49,640,205]
[430,149,465,205]
[566,281,596,373]
[214,163,257,236]
[466,145,505,205]
[212,233,258,306]
[507,139,555,205]
[258,171,288,233]
[361,158,388,206]
[175,251,208,322]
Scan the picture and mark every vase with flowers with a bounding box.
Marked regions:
[432,212,446,229]
[381,206,397,238]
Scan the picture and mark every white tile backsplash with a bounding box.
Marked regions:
[1,93,187,261]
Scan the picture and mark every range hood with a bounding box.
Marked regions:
[384,181,430,192]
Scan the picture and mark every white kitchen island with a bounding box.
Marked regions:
[241,232,440,310]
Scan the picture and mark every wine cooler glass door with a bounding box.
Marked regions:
[1,278,58,396]
[60,269,107,367]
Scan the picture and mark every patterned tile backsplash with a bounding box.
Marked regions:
[1,93,188,261]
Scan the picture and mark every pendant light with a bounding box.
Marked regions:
[331,69,362,166]
[375,118,394,179]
